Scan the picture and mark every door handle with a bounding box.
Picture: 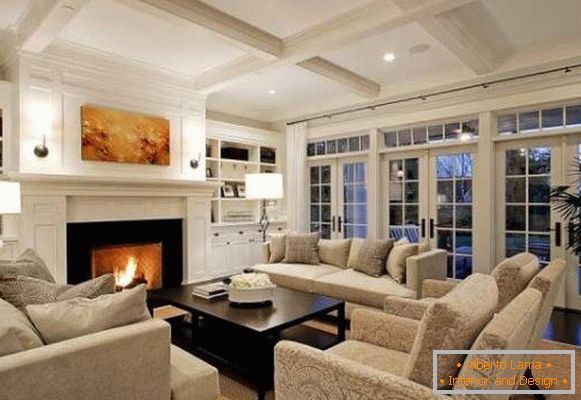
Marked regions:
[568,222,575,248]
[421,218,426,238]
[332,216,336,232]
[337,216,342,233]
[554,222,562,247]
[429,218,435,239]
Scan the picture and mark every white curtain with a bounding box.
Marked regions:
[285,122,309,232]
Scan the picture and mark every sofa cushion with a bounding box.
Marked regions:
[405,273,498,389]
[269,234,286,263]
[283,233,320,264]
[319,239,352,268]
[491,252,539,311]
[0,297,43,356]
[326,340,409,376]
[313,269,415,308]
[386,243,418,284]
[170,345,220,400]
[26,285,151,344]
[347,239,394,277]
[0,249,55,283]
[254,263,342,292]
[0,273,116,309]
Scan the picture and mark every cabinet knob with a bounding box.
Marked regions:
[213,233,219,237]
[239,231,244,235]
[226,241,231,245]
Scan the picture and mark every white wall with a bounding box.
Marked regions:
[9,51,206,181]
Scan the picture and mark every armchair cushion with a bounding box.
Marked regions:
[491,252,539,311]
[404,273,498,388]
[350,308,419,353]
[319,239,352,268]
[326,340,409,375]
[170,345,220,400]
[421,279,458,299]
[384,296,433,321]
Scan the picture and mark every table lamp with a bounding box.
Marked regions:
[245,173,283,242]
[0,182,21,248]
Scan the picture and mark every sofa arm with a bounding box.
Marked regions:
[422,279,459,299]
[351,309,418,353]
[406,249,447,297]
[275,341,443,400]
[384,296,433,320]
[0,319,171,400]
[262,242,271,263]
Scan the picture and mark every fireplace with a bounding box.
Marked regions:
[67,219,183,288]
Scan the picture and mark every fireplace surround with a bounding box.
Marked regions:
[67,219,183,288]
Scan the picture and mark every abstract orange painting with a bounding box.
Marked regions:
[81,105,170,165]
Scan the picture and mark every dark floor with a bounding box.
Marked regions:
[543,308,581,346]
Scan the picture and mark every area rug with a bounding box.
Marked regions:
[216,322,580,400]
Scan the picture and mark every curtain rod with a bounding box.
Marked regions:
[286,63,581,126]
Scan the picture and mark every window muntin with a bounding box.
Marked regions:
[388,158,420,242]
[497,103,581,135]
[382,118,478,149]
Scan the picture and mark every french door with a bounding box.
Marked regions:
[383,146,476,279]
[309,157,368,239]
[564,134,581,310]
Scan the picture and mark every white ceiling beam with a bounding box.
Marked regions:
[392,0,511,74]
[195,55,274,94]
[123,0,282,59]
[297,57,380,98]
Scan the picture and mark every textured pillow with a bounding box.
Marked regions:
[386,243,418,283]
[283,233,320,264]
[26,285,151,344]
[269,234,286,263]
[491,252,539,311]
[0,298,43,356]
[0,249,55,283]
[347,239,394,277]
[319,239,352,268]
[0,274,116,310]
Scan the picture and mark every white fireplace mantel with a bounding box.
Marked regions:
[3,173,219,285]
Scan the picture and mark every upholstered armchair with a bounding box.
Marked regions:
[275,273,501,399]
[275,285,543,400]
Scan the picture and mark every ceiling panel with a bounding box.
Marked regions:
[201,0,374,38]
[321,22,473,87]
[0,0,29,29]
[58,0,246,76]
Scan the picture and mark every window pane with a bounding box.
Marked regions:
[506,205,526,231]
[310,205,320,222]
[383,131,397,148]
[529,234,550,263]
[360,135,370,150]
[462,119,479,135]
[344,205,354,224]
[506,178,526,203]
[355,204,367,224]
[456,231,472,254]
[437,230,453,252]
[315,141,325,155]
[437,155,454,178]
[498,114,517,134]
[528,147,551,175]
[541,108,563,129]
[445,122,461,140]
[354,163,366,182]
[390,205,402,225]
[337,138,348,153]
[437,206,453,227]
[390,160,403,181]
[446,254,453,278]
[404,205,418,225]
[428,124,443,141]
[311,223,320,233]
[321,166,331,183]
[310,166,319,184]
[529,176,550,203]
[307,143,316,157]
[344,185,353,203]
[321,224,331,239]
[455,180,472,203]
[506,149,526,176]
[437,181,453,203]
[456,206,472,228]
[390,183,403,202]
[326,140,336,154]
[344,225,353,238]
[321,205,331,222]
[455,256,472,279]
[529,206,550,232]
[310,186,319,203]
[354,225,367,238]
[343,163,354,183]
[519,111,539,131]
[412,126,427,144]
[506,233,526,257]
[349,136,360,152]
[398,129,412,146]
[404,182,419,202]
[454,154,473,178]
[405,158,419,180]
[354,184,367,202]
[321,185,331,202]
[566,105,581,126]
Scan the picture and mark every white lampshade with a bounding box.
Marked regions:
[0,182,21,214]
[245,173,283,200]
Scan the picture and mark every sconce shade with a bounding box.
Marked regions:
[245,173,283,200]
[0,182,21,214]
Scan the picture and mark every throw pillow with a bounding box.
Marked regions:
[386,243,418,283]
[283,233,320,264]
[0,298,43,356]
[269,234,286,263]
[0,249,55,283]
[0,273,116,310]
[347,239,394,277]
[26,285,151,344]
[319,239,352,268]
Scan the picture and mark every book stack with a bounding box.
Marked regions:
[192,282,228,300]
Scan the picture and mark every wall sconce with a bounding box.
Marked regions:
[190,152,201,169]
[33,135,49,158]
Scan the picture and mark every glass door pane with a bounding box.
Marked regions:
[433,153,474,279]
[309,163,335,239]
[388,158,420,242]
[340,161,368,238]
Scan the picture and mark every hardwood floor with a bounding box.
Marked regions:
[544,308,581,346]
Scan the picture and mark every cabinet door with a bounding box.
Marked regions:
[228,240,250,274]
[209,241,229,277]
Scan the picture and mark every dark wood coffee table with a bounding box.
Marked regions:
[149,285,345,400]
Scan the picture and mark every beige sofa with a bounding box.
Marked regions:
[0,310,220,400]
[255,240,447,316]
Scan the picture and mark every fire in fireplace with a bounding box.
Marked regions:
[91,242,163,290]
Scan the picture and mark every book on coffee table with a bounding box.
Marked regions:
[192,282,228,300]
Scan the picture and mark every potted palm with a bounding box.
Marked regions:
[550,158,581,254]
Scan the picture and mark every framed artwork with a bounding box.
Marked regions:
[81,105,170,165]
[236,184,246,198]
[222,184,236,198]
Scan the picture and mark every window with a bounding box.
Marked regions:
[343,162,367,238]
[381,117,478,149]
[497,103,581,135]
[307,133,369,158]
[388,158,420,242]
[310,165,332,239]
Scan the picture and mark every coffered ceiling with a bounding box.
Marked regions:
[2,0,581,123]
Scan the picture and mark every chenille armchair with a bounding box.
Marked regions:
[275,281,544,400]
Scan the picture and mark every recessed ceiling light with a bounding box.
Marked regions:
[383,52,396,63]
[268,89,276,95]
[409,43,430,54]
